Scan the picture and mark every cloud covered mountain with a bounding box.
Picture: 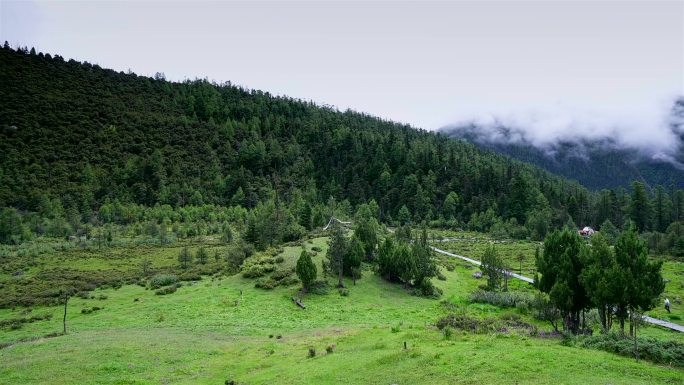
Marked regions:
[441,98,684,191]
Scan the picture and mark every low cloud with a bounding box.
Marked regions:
[441,96,684,164]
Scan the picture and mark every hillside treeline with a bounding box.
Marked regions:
[1,44,682,255]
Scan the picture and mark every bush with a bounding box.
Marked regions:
[308,280,329,295]
[275,256,285,263]
[149,274,178,289]
[437,271,447,281]
[178,270,202,281]
[155,283,180,295]
[468,290,534,310]
[80,306,103,314]
[326,345,335,354]
[581,333,684,367]
[414,280,442,298]
[254,279,276,290]
[338,288,349,296]
[436,312,535,335]
[445,263,455,272]
[311,246,322,252]
[443,326,454,340]
[308,348,316,358]
[271,267,295,281]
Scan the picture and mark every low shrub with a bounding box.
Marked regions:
[436,312,536,335]
[80,306,103,314]
[275,256,285,264]
[469,290,534,310]
[149,274,178,289]
[413,280,442,298]
[326,344,335,353]
[308,280,329,295]
[311,246,322,252]
[339,288,349,296]
[581,333,684,367]
[155,283,181,295]
[308,348,316,358]
[271,267,295,281]
[443,326,454,340]
[0,313,53,329]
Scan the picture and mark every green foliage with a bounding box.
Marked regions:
[345,236,364,283]
[149,274,179,289]
[353,204,378,261]
[581,333,684,367]
[196,247,208,265]
[325,222,348,287]
[155,283,181,295]
[580,233,622,332]
[469,290,535,310]
[296,249,317,292]
[178,247,193,269]
[480,244,504,291]
[536,229,589,332]
[376,227,439,297]
[614,227,665,315]
[629,181,652,233]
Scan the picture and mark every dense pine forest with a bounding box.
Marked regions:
[1,44,683,257]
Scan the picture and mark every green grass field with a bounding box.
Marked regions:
[2,236,684,384]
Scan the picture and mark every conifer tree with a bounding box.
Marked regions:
[296,248,317,293]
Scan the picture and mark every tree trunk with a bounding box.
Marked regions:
[337,265,344,288]
[632,310,640,362]
[63,294,69,334]
[598,306,607,333]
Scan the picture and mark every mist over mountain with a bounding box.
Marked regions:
[442,98,684,190]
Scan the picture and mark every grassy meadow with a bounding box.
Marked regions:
[1,234,684,384]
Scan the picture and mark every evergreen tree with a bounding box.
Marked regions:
[326,221,348,287]
[580,233,622,332]
[629,181,651,232]
[353,204,378,261]
[178,247,193,269]
[299,202,312,230]
[614,226,665,336]
[197,247,208,264]
[397,205,411,225]
[296,248,317,293]
[536,229,590,333]
[481,244,504,291]
[346,236,364,285]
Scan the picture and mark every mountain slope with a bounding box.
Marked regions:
[0,44,588,229]
[442,114,684,191]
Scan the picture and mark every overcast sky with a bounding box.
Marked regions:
[2,1,683,152]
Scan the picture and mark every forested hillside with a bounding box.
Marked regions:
[443,119,684,191]
[0,44,586,234]
[1,44,683,252]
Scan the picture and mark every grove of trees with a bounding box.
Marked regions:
[536,226,664,336]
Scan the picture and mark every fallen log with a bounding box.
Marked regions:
[291,296,306,309]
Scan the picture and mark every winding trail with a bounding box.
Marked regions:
[430,245,684,333]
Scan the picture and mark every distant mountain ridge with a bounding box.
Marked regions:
[442,100,684,191]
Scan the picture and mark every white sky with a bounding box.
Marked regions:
[1,0,683,151]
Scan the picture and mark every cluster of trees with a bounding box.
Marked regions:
[376,226,440,297]
[536,226,664,336]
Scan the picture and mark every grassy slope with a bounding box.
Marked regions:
[1,237,683,384]
[434,231,684,339]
